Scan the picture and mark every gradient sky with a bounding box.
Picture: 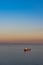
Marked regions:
[0,0,43,43]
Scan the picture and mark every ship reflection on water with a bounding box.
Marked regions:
[24,48,31,56]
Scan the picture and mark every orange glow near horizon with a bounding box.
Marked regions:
[0,31,43,43]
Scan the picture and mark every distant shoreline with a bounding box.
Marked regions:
[0,43,43,45]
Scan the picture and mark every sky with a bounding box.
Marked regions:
[0,0,43,44]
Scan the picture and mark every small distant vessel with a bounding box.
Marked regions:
[24,48,31,51]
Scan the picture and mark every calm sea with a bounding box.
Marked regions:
[0,44,43,65]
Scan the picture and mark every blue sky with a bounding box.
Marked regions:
[0,0,43,43]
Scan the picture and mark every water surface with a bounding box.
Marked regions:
[0,44,43,65]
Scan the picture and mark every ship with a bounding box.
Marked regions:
[24,48,31,51]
